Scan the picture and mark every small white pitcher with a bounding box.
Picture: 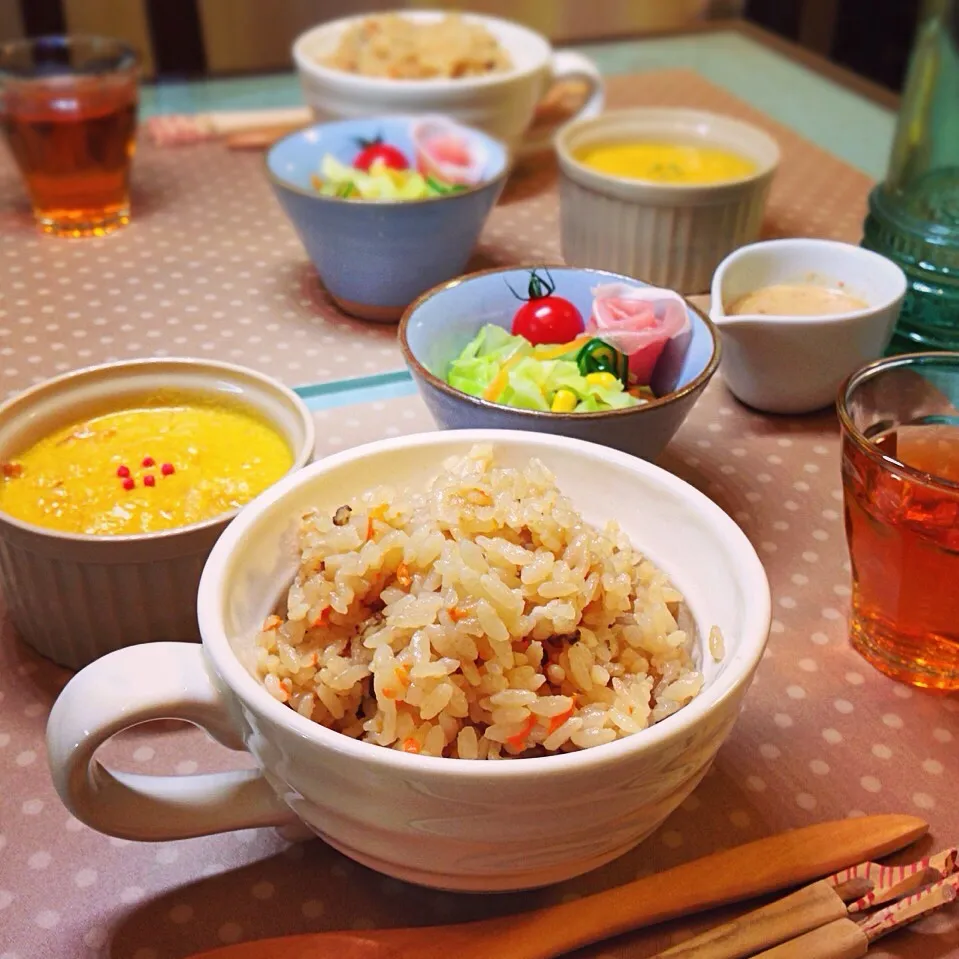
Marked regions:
[710,239,907,415]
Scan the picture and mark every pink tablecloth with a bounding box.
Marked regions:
[2,382,958,959]
[1,67,957,959]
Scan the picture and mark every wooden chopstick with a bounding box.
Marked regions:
[653,880,851,959]
[225,123,306,150]
[754,874,959,958]
[750,918,868,959]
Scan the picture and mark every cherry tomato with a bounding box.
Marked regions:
[508,269,584,345]
[354,137,409,172]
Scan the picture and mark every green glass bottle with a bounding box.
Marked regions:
[862,0,959,351]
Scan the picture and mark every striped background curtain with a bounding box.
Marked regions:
[2,0,743,78]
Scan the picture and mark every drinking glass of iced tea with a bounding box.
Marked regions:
[0,36,138,237]
[839,352,959,690]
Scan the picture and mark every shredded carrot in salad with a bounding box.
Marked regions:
[482,353,522,402]
[481,336,592,403]
[537,335,591,360]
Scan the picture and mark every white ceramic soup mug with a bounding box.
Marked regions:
[47,431,770,892]
[292,10,604,155]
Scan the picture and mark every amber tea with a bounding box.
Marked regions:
[0,36,138,237]
[841,357,959,690]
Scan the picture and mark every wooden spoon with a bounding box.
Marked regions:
[186,814,927,959]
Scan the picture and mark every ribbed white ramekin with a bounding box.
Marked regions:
[556,108,780,294]
[0,359,315,670]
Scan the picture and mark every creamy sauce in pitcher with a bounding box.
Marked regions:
[729,283,868,317]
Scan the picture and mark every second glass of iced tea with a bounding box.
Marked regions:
[0,36,138,237]
[839,352,959,689]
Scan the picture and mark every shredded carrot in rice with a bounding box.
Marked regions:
[310,608,329,628]
[261,614,282,631]
[363,504,388,542]
[396,562,412,587]
[506,713,538,750]
[546,708,574,735]
[382,687,397,699]
[448,606,468,622]
[402,738,421,753]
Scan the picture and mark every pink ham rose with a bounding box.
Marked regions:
[587,283,691,384]
[411,116,488,186]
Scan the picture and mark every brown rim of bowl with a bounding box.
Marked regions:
[264,122,513,209]
[554,107,781,193]
[836,350,959,493]
[398,265,722,421]
[0,357,315,545]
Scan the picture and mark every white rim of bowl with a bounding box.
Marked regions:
[292,10,551,89]
[264,117,512,208]
[198,428,771,778]
[0,357,316,544]
[710,238,909,323]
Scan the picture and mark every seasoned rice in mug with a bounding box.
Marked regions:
[256,445,716,759]
[322,14,511,80]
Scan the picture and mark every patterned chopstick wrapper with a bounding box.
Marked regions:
[859,873,959,942]
[826,848,958,913]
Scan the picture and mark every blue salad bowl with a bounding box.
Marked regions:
[266,115,510,322]
[399,266,721,461]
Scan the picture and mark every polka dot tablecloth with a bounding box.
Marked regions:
[2,69,959,959]
[5,383,959,959]
[0,69,869,402]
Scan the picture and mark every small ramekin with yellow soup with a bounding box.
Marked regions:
[556,108,780,293]
[1,396,294,536]
[574,141,758,186]
[0,359,314,669]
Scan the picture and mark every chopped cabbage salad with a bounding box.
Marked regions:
[312,155,466,201]
[446,324,652,413]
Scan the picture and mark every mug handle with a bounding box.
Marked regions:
[518,49,605,157]
[46,642,297,841]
